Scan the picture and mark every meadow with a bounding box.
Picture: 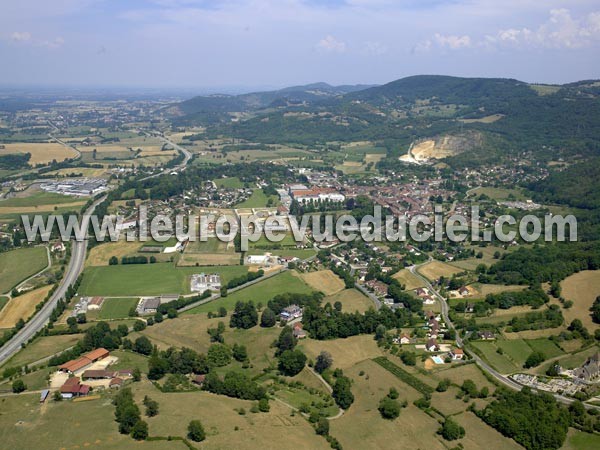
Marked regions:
[0,285,53,329]
[417,260,463,281]
[1,142,79,164]
[0,333,82,369]
[98,297,140,319]
[560,270,600,330]
[392,269,425,290]
[0,246,48,293]
[324,288,374,313]
[79,263,248,296]
[298,270,344,295]
[185,270,313,315]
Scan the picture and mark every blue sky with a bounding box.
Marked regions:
[1,0,599,91]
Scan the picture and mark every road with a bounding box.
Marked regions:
[408,258,599,409]
[0,196,105,366]
[139,132,192,180]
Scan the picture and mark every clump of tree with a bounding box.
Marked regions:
[278,349,307,376]
[260,307,277,327]
[332,374,354,410]
[476,387,570,450]
[229,301,258,329]
[203,371,266,400]
[314,351,333,374]
[114,388,143,437]
[143,396,159,417]
[439,417,465,441]
[378,388,406,419]
[524,351,546,368]
[187,420,206,442]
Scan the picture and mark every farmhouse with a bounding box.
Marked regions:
[51,241,66,253]
[572,352,600,382]
[82,370,116,380]
[109,377,124,389]
[280,304,302,322]
[192,374,206,386]
[86,296,105,311]
[395,333,411,345]
[60,377,91,399]
[191,273,222,292]
[365,279,389,296]
[477,331,496,340]
[59,348,110,374]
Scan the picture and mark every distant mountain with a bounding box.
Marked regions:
[167,82,377,119]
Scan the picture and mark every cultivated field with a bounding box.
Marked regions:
[0,142,79,164]
[0,285,52,329]
[560,270,600,330]
[179,238,239,266]
[0,247,48,293]
[79,264,248,297]
[298,270,345,295]
[392,269,425,290]
[417,260,463,281]
[324,288,374,313]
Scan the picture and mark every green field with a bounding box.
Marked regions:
[79,263,247,296]
[471,341,519,373]
[525,338,564,359]
[0,246,48,293]
[98,297,140,319]
[0,296,8,312]
[236,188,278,208]
[565,431,600,450]
[496,339,534,368]
[185,270,313,314]
[0,191,79,207]
[214,176,244,188]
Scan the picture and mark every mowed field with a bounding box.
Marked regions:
[1,333,83,369]
[0,191,86,215]
[98,298,139,319]
[297,270,345,295]
[1,142,79,164]
[86,241,145,266]
[185,270,313,315]
[561,270,600,330]
[0,285,52,329]
[0,247,48,293]
[298,335,383,370]
[324,288,374,313]
[79,264,248,296]
[392,269,425,290]
[417,260,463,281]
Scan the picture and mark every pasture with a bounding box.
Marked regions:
[298,335,383,370]
[560,270,600,330]
[392,269,425,290]
[417,260,463,281]
[98,297,139,319]
[0,285,52,329]
[0,142,79,164]
[324,288,374,313]
[235,189,277,208]
[79,264,248,296]
[185,270,313,315]
[0,247,48,293]
[1,333,83,369]
[298,270,344,295]
[214,176,244,188]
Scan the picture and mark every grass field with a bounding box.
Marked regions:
[0,285,52,329]
[560,270,600,330]
[330,359,447,450]
[392,269,425,290]
[563,429,600,450]
[0,191,83,208]
[468,283,526,298]
[98,297,139,319]
[1,142,79,164]
[0,392,182,450]
[453,411,523,450]
[525,338,564,359]
[214,176,244,188]
[236,189,277,208]
[0,296,7,312]
[468,186,527,201]
[0,247,48,293]
[298,335,383,370]
[324,288,374,313]
[470,341,519,373]
[129,381,330,450]
[79,264,248,296]
[417,260,463,281]
[1,333,82,369]
[298,270,344,295]
[179,238,239,266]
[185,270,313,315]
[86,240,145,266]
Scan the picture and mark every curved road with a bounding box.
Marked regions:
[0,196,105,365]
[408,259,599,410]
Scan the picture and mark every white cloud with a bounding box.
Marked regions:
[316,35,346,53]
[433,33,472,49]
[11,31,32,42]
[363,41,388,55]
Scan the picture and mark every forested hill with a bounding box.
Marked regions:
[171,75,600,165]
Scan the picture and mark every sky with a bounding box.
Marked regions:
[1,0,599,92]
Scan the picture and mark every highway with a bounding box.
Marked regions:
[139,132,192,180]
[0,196,105,366]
